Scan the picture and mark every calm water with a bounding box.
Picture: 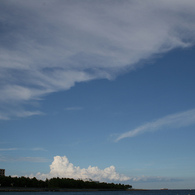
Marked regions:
[0,190,195,195]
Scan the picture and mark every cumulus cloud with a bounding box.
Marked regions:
[1,0,195,119]
[34,156,130,182]
[28,156,181,184]
[115,109,195,141]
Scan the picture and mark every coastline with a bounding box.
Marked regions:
[0,187,131,192]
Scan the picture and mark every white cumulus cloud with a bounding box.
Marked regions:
[34,156,130,182]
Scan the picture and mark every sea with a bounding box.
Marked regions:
[0,190,195,195]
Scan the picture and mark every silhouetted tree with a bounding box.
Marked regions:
[0,176,132,190]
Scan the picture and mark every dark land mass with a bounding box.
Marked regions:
[0,176,132,191]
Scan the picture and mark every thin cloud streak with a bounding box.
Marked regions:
[0,108,43,120]
[115,109,195,142]
[0,155,49,163]
[130,176,182,183]
[65,107,83,111]
[0,148,18,151]
[31,148,47,152]
[0,147,47,152]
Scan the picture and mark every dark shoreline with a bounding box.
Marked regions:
[0,187,135,192]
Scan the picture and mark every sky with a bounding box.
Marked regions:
[0,0,195,189]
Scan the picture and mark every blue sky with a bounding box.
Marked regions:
[0,0,195,189]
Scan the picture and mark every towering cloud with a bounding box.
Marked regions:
[34,156,130,182]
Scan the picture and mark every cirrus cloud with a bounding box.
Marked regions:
[115,108,195,141]
[1,0,195,119]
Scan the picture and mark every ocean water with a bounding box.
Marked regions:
[0,190,195,195]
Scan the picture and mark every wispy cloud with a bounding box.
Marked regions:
[17,157,49,163]
[0,108,43,120]
[0,155,49,163]
[1,1,195,119]
[31,148,47,152]
[0,147,47,152]
[65,107,83,111]
[115,109,195,142]
[0,114,9,120]
[129,176,182,183]
[0,148,18,151]
[0,147,48,162]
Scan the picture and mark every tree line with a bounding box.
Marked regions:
[0,176,132,190]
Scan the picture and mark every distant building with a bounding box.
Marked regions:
[0,169,5,176]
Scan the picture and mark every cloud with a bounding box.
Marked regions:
[28,156,181,184]
[1,0,195,119]
[0,147,47,152]
[0,148,18,151]
[18,157,49,163]
[0,155,49,163]
[130,176,182,183]
[33,156,130,182]
[31,148,47,152]
[115,109,195,141]
[0,106,43,120]
[0,114,9,120]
